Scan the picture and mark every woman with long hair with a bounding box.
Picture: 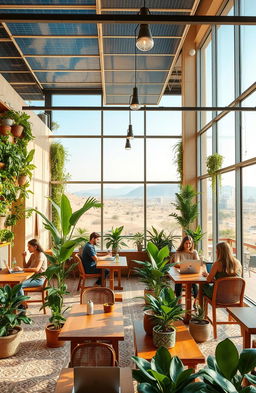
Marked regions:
[174,235,199,299]
[202,241,242,298]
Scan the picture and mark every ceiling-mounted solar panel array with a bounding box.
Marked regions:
[0,0,198,103]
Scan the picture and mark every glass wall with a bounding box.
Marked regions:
[51,94,181,249]
[198,0,256,302]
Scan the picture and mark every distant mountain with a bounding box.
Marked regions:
[75,186,135,198]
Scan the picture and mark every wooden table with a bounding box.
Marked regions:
[54,367,133,393]
[133,320,205,370]
[97,256,127,290]
[227,307,256,348]
[168,266,207,323]
[0,272,33,287]
[59,303,124,360]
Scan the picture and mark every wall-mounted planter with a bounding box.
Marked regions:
[18,175,27,186]
[11,125,24,138]
[0,125,11,135]
[1,118,13,127]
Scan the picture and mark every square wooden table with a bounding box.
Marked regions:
[168,266,207,323]
[133,320,205,370]
[54,367,133,393]
[227,307,256,348]
[0,272,33,287]
[97,256,127,290]
[58,303,124,360]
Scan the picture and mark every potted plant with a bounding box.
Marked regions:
[132,346,203,393]
[198,338,256,391]
[11,111,34,141]
[0,110,15,135]
[206,153,223,191]
[18,149,36,186]
[133,242,171,300]
[0,284,32,358]
[32,194,101,347]
[189,303,210,343]
[173,140,183,183]
[0,229,14,244]
[185,226,205,250]
[133,232,144,251]
[104,226,127,253]
[145,287,184,348]
[147,226,178,252]
[170,184,198,231]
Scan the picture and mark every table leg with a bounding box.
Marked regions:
[243,330,251,348]
[114,269,123,291]
[109,269,114,290]
[184,283,192,324]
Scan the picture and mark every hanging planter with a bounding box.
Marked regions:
[206,153,223,191]
[0,125,11,136]
[11,124,24,138]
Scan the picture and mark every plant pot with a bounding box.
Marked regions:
[0,326,22,358]
[153,326,176,348]
[18,175,27,186]
[137,244,143,252]
[103,303,114,313]
[1,118,13,127]
[189,319,210,343]
[0,125,11,135]
[144,288,155,304]
[143,310,156,336]
[0,162,5,170]
[11,124,24,137]
[45,324,65,348]
[0,215,6,229]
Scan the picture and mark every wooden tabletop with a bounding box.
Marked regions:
[227,307,256,332]
[0,272,33,285]
[54,367,134,393]
[97,256,127,269]
[168,266,207,284]
[133,320,205,368]
[59,303,124,341]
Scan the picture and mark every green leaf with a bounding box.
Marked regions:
[69,196,101,227]
[153,346,171,376]
[60,194,72,236]
[137,383,159,393]
[238,349,256,376]
[169,356,184,382]
[199,369,237,393]
[215,338,239,380]
[157,246,170,263]
[181,382,206,393]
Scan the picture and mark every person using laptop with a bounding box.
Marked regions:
[202,241,242,299]
[82,232,109,286]
[173,236,199,301]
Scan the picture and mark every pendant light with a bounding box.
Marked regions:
[136,1,154,52]
[127,107,134,139]
[125,138,131,149]
[130,32,141,111]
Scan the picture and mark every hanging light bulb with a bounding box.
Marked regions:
[125,138,131,149]
[130,86,141,111]
[127,124,134,139]
[136,6,154,52]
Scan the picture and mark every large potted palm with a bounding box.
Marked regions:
[0,284,32,358]
[104,226,127,253]
[32,194,101,347]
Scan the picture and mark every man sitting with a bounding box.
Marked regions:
[82,232,109,285]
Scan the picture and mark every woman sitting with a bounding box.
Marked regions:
[202,241,242,299]
[16,239,47,302]
[174,235,199,300]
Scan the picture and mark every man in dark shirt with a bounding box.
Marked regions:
[82,232,108,285]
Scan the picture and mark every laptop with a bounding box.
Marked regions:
[100,256,115,261]
[72,367,120,393]
[4,261,24,274]
[179,260,201,274]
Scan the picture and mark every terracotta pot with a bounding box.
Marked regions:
[189,319,210,343]
[0,162,5,170]
[144,288,155,304]
[11,124,24,137]
[143,310,156,336]
[1,118,13,127]
[103,303,114,313]
[0,326,22,358]
[0,125,11,135]
[18,175,27,186]
[45,324,65,348]
[153,326,176,348]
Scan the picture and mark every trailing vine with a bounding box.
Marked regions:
[206,153,223,191]
[173,141,183,184]
[50,142,69,230]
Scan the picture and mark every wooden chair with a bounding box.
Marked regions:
[70,342,117,367]
[74,254,102,291]
[204,276,245,339]
[24,279,48,314]
[80,287,115,305]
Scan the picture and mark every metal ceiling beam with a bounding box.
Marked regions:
[96,0,106,105]
[12,34,182,39]
[0,5,192,12]
[28,69,169,72]
[22,106,256,112]
[1,13,255,25]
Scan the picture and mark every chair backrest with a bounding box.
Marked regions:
[249,256,256,268]
[80,287,115,305]
[212,277,245,305]
[73,253,85,277]
[70,342,117,367]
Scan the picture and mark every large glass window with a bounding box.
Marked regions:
[200,178,213,261]
[217,113,235,167]
[241,92,256,161]
[200,34,212,127]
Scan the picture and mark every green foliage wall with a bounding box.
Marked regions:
[50,142,68,230]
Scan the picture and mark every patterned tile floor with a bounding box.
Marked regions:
[0,276,245,393]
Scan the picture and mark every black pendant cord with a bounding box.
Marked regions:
[134,28,137,87]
